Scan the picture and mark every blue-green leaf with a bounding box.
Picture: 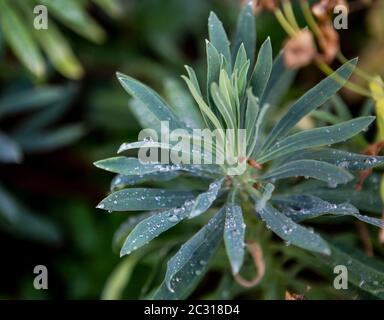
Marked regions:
[291,175,383,214]
[14,124,84,152]
[232,3,255,64]
[281,148,384,171]
[262,160,354,186]
[319,240,384,298]
[206,40,222,110]
[249,101,273,158]
[110,172,180,191]
[97,156,223,178]
[164,79,205,129]
[94,157,182,176]
[255,202,330,255]
[260,52,296,107]
[0,185,60,243]
[119,179,224,256]
[113,212,156,250]
[116,72,185,131]
[224,204,245,274]
[257,116,375,163]
[208,11,231,66]
[260,59,358,153]
[97,188,196,212]
[250,37,272,98]
[0,132,22,164]
[273,194,384,228]
[233,43,248,74]
[0,184,19,222]
[188,178,223,218]
[158,208,225,298]
[0,86,66,118]
[120,206,191,256]
[245,89,259,151]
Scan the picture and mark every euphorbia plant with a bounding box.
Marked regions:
[95,4,384,299]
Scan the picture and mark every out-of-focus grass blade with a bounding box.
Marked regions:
[0,132,22,163]
[0,0,45,78]
[92,0,123,18]
[39,0,106,43]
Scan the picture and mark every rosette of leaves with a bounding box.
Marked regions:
[0,83,84,242]
[0,0,122,79]
[95,4,384,299]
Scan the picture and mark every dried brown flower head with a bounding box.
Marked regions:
[317,21,340,63]
[312,0,349,22]
[283,29,317,69]
[242,0,278,14]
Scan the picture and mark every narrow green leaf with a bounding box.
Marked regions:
[206,40,222,110]
[164,79,205,129]
[188,178,223,218]
[120,179,223,255]
[182,74,223,131]
[319,240,384,298]
[32,19,83,79]
[101,253,142,300]
[40,0,106,43]
[115,141,221,174]
[233,43,248,74]
[0,0,45,77]
[92,0,123,18]
[260,52,296,107]
[257,116,375,163]
[13,87,76,133]
[290,175,383,214]
[0,132,22,164]
[262,160,354,186]
[260,59,358,153]
[0,184,19,222]
[97,188,196,212]
[96,157,222,183]
[15,124,84,152]
[117,72,185,131]
[224,204,245,274]
[16,0,83,79]
[94,157,182,176]
[110,172,180,191]
[211,83,236,129]
[232,3,255,64]
[255,202,330,255]
[129,98,160,131]
[159,208,225,298]
[250,37,272,98]
[119,206,191,256]
[0,185,60,243]
[249,102,272,158]
[208,12,231,66]
[113,212,156,250]
[245,89,259,151]
[0,86,67,118]
[274,194,384,228]
[281,148,384,171]
[274,194,358,221]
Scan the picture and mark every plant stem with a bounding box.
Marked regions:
[274,8,297,37]
[282,0,300,31]
[315,61,372,97]
[300,0,323,40]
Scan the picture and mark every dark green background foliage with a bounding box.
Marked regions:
[0,0,383,299]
